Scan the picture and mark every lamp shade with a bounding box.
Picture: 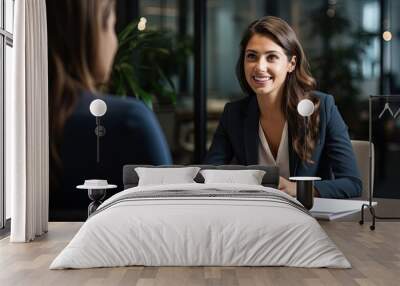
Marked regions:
[297,99,315,117]
[89,99,107,117]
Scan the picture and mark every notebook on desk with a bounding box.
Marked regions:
[310,198,378,220]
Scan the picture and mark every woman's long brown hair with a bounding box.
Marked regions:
[46,0,115,190]
[236,16,319,163]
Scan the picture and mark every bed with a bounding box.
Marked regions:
[50,165,350,269]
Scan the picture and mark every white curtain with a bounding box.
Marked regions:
[8,0,49,242]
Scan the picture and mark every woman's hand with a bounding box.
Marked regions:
[278,176,297,197]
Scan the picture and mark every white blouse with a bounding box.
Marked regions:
[258,121,290,179]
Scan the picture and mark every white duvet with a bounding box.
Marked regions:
[50,183,351,269]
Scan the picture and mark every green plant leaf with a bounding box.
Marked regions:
[107,17,192,107]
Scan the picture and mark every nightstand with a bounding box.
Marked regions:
[77,180,117,217]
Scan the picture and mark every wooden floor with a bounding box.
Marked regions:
[1,221,400,286]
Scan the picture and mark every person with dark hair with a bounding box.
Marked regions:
[47,0,172,220]
[205,16,361,199]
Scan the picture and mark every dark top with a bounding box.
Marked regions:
[49,91,172,221]
[204,91,362,199]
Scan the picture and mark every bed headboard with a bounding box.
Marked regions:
[123,165,280,189]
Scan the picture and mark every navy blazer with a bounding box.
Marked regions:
[50,91,172,220]
[205,91,362,199]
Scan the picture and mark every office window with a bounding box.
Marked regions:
[140,0,181,32]
[0,36,3,229]
[360,1,380,80]
[5,0,13,33]
[138,0,195,164]
[206,0,265,100]
[4,43,12,220]
[389,0,400,94]
[1,0,14,229]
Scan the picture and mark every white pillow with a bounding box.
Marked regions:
[135,167,201,186]
[200,169,266,185]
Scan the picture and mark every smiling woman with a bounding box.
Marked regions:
[205,16,362,199]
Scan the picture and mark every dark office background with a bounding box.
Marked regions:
[113,0,399,198]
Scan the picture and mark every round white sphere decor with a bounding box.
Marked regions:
[90,99,107,117]
[297,99,315,117]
